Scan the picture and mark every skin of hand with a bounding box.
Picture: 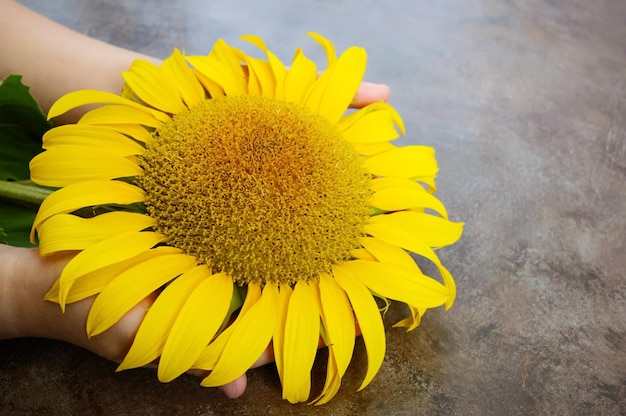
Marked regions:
[0,245,263,399]
[0,0,389,123]
[0,0,390,400]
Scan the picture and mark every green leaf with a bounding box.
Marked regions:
[0,75,50,132]
[0,75,52,247]
[0,202,36,247]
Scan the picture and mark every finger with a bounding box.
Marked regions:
[219,374,248,399]
[184,345,273,398]
[185,368,247,399]
[350,82,391,108]
[250,343,275,368]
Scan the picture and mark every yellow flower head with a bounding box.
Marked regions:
[29,33,462,404]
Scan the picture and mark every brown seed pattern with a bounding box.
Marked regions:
[140,95,372,286]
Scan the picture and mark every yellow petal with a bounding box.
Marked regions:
[273,284,293,384]
[106,124,154,144]
[392,304,425,331]
[38,212,154,255]
[353,140,395,156]
[318,273,355,375]
[285,48,317,105]
[31,180,145,243]
[244,56,274,97]
[42,124,144,156]
[79,105,164,128]
[44,279,61,303]
[338,103,404,144]
[420,175,437,193]
[187,41,247,95]
[193,284,262,371]
[57,231,167,310]
[367,211,463,249]
[303,72,330,116]
[359,237,419,270]
[193,70,226,98]
[435,264,456,309]
[338,102,405,136]
[321,46,366,124]
[160,49,206,108]
[363,145,438,179]
[370,187,447,217]
[211,40,248,86]
[313,357,340,406]
[281,281,320,404]
[308,32,337,67]
[306,46,366,125]
[200,283,277,387]
[332,264,385,390]
[48,246,180,306]
[158,270,233,382]
[29,148,142,187]
[369,177,448,218]
[344,260,449,309]
[188,55,242,95]
[48,90,170,122]
[301,33,335,115]
[122,59,187,114]
[364,214,434,255]
[45,265,114,305]
[87,252,196,337]
[117,264,208,372]
[312,273,355,405]
[343,110,400,143]
[363,216,457,308]
[351,247,377,262]
[242,35,287,99]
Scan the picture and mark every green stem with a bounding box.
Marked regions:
[0,180,51,207]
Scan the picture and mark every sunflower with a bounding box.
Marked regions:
[29,33,462,404]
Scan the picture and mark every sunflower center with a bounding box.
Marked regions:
[140,95,371,286]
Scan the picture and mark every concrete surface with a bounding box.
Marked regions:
[1,0,625,415]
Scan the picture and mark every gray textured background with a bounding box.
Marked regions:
[2,0,625,414]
